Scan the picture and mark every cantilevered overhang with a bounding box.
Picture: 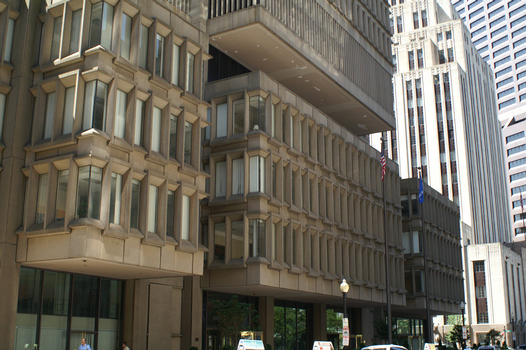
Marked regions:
[208,6,395,136]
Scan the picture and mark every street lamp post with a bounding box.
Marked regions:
[460,301,466,349]
[341,279,350,350]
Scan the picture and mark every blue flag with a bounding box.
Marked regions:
[418,177,424,203]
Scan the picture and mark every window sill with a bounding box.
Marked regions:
[246,256,270,265]
[113,56,137,74]
[178,239,198,252]
[181,91,202,104]
[288,266,304,275]
[149,75,172,91]
[69,218,105,230]
[77,128,111,141]
[145,151,166,165]
[27,136,77,152]
[103,224,128,239]
[142,232,164,247]
[110,137,133,152]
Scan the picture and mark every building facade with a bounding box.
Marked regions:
[1,0,209,349]
[399,179,464,346]
[451,0,526,242]
[382,0,511,244]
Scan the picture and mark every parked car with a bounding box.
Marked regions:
[477,346,500,350]
[517,345,526,350]
[362,345,409,350]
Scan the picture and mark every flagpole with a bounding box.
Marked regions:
[418,167,432,342]
[381,137,392,344]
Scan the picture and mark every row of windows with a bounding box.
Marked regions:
[33,77,200,168]
[500,97,516,109]
[211,155,393,237]
[507,131,525,143]
[207,216,403,288]
[511,183,526,195]
[514,212,526,222]
[510,170,526,182]
[508,143,526,156]
[29,162,199,244]
[44,0,200,94]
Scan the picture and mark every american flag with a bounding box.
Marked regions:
[380,150,386,181]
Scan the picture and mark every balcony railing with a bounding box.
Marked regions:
[208,0,393,117]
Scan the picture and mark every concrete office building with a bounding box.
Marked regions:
[0,0,465,349]
[450,0,526,241]
[399,179,464,347]
[379,0,511,245]
[1,0,210,349]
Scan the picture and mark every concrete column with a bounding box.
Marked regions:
[260,296,275,348]
[0,244,20,350]
[181,276,203,350]
[313,303,327,342]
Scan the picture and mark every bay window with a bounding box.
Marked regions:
[249,219,266,258]
[184,120,192,164]
[109,173,122,225]
[35,173,49,224]
[114,89,127,139]
[172,44,180,85]
[138,24,149,69]
[249,156,265,193]
[249,95,265,131]
[215,160,226,197]
[120,13,132,60]
[55,169,69,222]
[181,194,190,240]
[214,221,226,263]
[232,158,244,196]
[169,114,177,159]
[233,99,244,135]
[51,16,62,60]
[69,10,82,54]
[63,87,75,134]
[83,80,108,131]
[3,18,15,62]
[231,219,244,260]
[147,185,158,233]
[186,52,195,93]
[166,190,175,238]
[88,1,114,49]
[155,34,165,77]
[151,106,162,152]
[216,103,227,137]
[134,99,145,145]
[130,179,141,229]
[43,91,56,140]
[76,166,102,220]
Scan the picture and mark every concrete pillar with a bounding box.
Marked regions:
[181,276,203,350]
[0,244,20,350]
[260,296,275,348]
[313,303,327,342]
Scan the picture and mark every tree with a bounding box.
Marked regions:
[487,329,501,345]
[447,324,464,348]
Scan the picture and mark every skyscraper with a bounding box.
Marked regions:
[382,0,511,245]
[451,0,526,241]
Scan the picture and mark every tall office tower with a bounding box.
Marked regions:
[451,0,526,241]
[382,0,511,245]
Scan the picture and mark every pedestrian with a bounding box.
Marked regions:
[122,342,130,350]
[79,338,92,350]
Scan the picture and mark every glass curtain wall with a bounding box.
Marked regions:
[15,267,123,350]
[274,301,312,350]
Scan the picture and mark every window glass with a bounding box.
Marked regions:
[114,89,127,138]
[151,107,162,152]
[233,99,244,135]
[36,173,49,224]
[83,80,108,131]
[139,24,149,69]
[55,170,69,221]
[120,13,132,60]
[249,219,266,257]
[130,179,141,229]
[63,87,75,135]
[172,44,180,85]
[134,99,145,145]
[148,185,158,233]
[214,222,226,262]
[249,95,265,131]
[182,194,190,240]
[109,173,122,225]
[249,156,265,193]
[155,34,164,77]
[232,158,244,195]
[231,219,244,259]
[89,2,113,49]
[186,52,195,93]
[3,18,15,62]
[69,10,82,54]
[166,190,175,238]
[76,166,102,219]
[0,93,5,140]
[184,120,192,164]
[43,92,56,139]
[215,161,226,197]
[169,114,177,159]
[216,103,227,137]
[51,16,63,60]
